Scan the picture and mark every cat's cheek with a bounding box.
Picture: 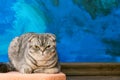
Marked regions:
[46,49,55,55]
[42,51,48,56]
[35,50,42,55]
[29,49,35,54]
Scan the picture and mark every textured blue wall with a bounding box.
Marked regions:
[0,0,120,62]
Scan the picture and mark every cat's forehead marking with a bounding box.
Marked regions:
[37,35,46,46]
[40,35,44,46]
[29,34,54,46]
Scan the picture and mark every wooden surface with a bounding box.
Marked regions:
[61,63,120,76]
[67,76,120,80]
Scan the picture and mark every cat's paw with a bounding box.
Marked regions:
[44,68,60,74]
[20,65,32,74]
[33,68,44,73]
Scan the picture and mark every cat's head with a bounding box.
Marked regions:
[27,33,56,61]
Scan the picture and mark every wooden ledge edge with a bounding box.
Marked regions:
[61,63,120,76]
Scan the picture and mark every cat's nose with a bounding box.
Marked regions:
[40,47,45,52]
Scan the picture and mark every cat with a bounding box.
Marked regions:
[0,32,60,74]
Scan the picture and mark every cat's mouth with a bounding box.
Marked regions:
[41,50,56,56]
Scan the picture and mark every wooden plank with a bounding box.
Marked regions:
[61,63,120,76]
[67,76,120,80]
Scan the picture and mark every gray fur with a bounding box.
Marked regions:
[0,33,60,74]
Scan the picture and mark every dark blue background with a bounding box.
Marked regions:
[0,0,120,62]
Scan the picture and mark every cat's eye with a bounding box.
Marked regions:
[47,45,51,48]
[34,45,39,49]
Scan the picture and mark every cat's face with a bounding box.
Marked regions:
[27,33,56,61]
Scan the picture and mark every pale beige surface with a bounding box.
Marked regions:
[0,72,66,80]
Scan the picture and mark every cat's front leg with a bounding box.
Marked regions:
[19,64,32,74]
[44,67,60,74]
[33,68,44,73]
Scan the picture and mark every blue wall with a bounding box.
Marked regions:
[0,0,120,62]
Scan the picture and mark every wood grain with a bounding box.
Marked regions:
[61,63,120,76]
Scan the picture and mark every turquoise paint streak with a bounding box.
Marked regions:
[11,0,46,35]
[0,0,46,55]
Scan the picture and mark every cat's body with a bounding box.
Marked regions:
[0,33,60,73]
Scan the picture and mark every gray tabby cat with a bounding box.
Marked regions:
[0,33,60,73]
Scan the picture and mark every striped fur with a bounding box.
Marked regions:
[0,33,60,73]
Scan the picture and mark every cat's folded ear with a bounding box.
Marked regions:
[28,35,37,42]
[47,33,56,41]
